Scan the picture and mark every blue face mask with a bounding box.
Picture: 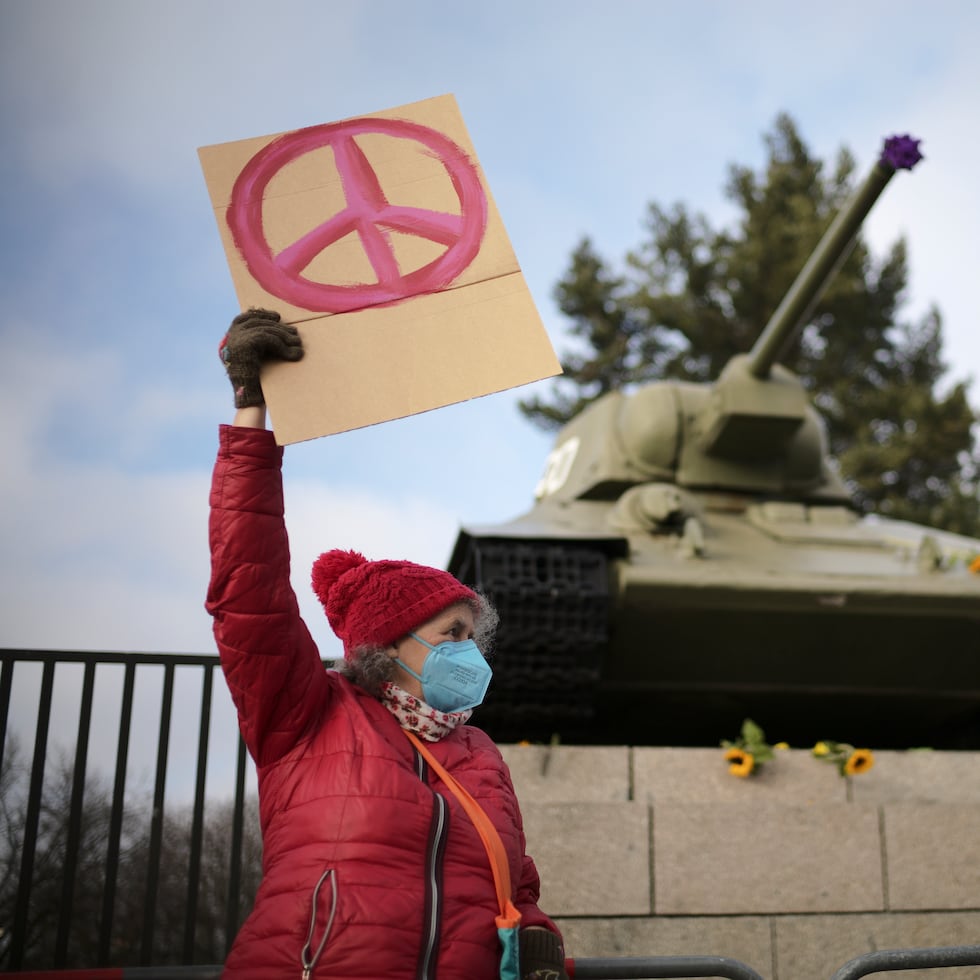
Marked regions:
[395,634,492,713]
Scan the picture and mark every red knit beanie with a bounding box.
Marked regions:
[311,549,479,656]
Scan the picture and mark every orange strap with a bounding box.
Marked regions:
[403,729,521,927]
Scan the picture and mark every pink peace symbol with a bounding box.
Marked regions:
[227,116,489,313]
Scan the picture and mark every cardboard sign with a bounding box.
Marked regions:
[198,94,560,444]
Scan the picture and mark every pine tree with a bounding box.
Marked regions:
[517,239,651,426]
[520,114,979,534]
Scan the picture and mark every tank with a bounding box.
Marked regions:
[448,135,980,749]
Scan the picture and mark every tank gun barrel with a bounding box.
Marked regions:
[747,134,923,380]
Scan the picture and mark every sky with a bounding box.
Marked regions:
[2,0,979,794]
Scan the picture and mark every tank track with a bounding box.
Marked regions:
[453,538,611,743]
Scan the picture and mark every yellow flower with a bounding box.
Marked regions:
[774,742,790,750]
[969,555,980,575]
[812,741,830,756]
[844,749,875,775]
[724,747,755,777]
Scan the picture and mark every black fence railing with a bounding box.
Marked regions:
[3,945,980,979]
[4,650,980,980]
[0,649,258,972]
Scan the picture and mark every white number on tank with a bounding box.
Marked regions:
[535,437,580,499]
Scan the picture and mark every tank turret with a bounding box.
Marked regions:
[449,135,980,750]
[697,135,922,470]
[534,135,922,508]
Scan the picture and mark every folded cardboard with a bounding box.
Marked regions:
[199,93,560,443]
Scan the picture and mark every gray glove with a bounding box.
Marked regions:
[219,308,304,408]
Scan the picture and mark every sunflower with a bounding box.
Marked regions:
[812,741,830,757]
[844,749,875,775]
[724,747,755,777]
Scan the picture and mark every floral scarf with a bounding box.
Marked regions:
[379,682,472,741]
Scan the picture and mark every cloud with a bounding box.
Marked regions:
[856,47,980,391]
[0,458,214,653]
[0,325,490,658]
[279,477,469,660]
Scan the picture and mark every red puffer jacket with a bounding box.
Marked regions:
[206,425,560,979]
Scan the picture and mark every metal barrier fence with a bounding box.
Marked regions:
[0,649,251,972]
[828,946,980,980]
[2,945,980,979]
[571,956,766,979]
[3,650,980,979]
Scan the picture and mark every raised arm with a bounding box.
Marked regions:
[207,309,326,766]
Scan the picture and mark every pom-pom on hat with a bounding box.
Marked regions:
[311,549,479,655]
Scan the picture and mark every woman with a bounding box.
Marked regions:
[207,309,567,979]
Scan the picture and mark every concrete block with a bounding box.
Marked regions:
[852,750,980,804]
[885,803,980,910]
[634,746,846,804]
[774,911,980,980]
[501,744,630,803]
[653,802,884,914]
[555,915,772,974]
[521,802,650,916]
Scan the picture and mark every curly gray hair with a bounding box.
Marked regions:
[336,593,499,697]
